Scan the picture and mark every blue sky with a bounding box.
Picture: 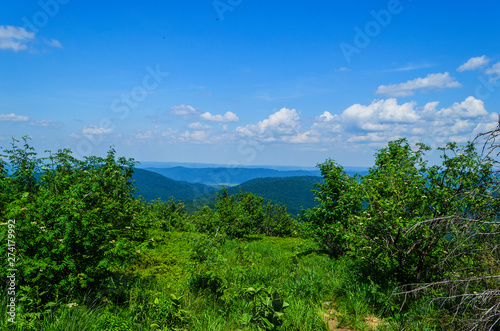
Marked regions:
[1,0,500,167]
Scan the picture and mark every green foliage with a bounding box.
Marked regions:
[240,287,289,330]
[352,139,435,283]
[227,176,322,217]
[261,202,297,237]
[132,168,216,202]
[354,139,497,283]
[215,187,264,238]
[2,136,41,194]
[213,187,298,239]
[306,138,498,285]
[95,310,134,331]
[148,198,190,231]
[302,159,361,257]
[4,136,493,330]
[0,140,148,307]
[0,154,10,221]
[192,205,216,233]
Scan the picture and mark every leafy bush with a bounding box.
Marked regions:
[147,198,190,231]
[306,139,498,284]
[301,159,361,257]
[0,139,148,307]
[214,187,264,238]
[261,202,297,237]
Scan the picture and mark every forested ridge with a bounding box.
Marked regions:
[0,132,498,330]
[132,170,322,217]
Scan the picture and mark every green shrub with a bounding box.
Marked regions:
[1,140,148,307]
[214,188,263,238]
[301,159,361,257]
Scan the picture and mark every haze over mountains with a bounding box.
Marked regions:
[142,166,322,186]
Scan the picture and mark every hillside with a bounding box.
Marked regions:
[183,176,323,216]
[131,168,216,201]
[143,166,322,185]
[227,176,322,216]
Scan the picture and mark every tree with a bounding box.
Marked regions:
[306,138,497,288]
[1,142,147,306]
[302,159,361,257]
[214,188,264,238]
[393,130,500,330]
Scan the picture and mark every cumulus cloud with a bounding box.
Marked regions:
[0,25,35,51]
[200,111,239,122]
[236,108,300,141]
[302,96,496,147]
[0,113,29,121]
[342,99,419,131]
[317,111,335,121]
[170,104,198,116]
[83,125,113,135]
[128,97,497,150]
[435,96,488,118]
[375,72,462,97]
[457,55,490,72]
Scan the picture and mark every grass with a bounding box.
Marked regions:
[1,230,443,330]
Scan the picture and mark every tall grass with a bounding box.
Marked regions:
[1,231,443,330]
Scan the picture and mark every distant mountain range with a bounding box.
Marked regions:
[131,169,217,202]
[131,168,323,216]
[142,166,322,186]
[131,165,368,216]
[136,161,319,171]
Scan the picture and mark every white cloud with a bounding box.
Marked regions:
[170,104,198,116]
[200,111,239,122]
[436,96,488,118]
[304,96,496,147]
[236,108,300,141]
[0,25,35,51]
[30,120,60,128]
[179,130,210,142]
[342,99,419,131]
[285,131,320,144]
[317,111,335,121]
[387,63,434,72]
[83,125,113,135]
[45,38,62,48]
[132,126,216,144]
[335,67,350,72]
[0,113,29,121]
[457,55,490,72]
[188,122,211,130]
[485,62,500,81]
[375,72,462,97]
